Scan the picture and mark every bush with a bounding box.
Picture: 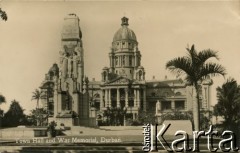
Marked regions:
[47,121,57,137]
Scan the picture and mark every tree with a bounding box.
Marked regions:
[214,79,240,147]
[28,108,48,126]
[214,79,240,128]
[134,110,156,125]
[32,89,43,109]
[161,109,193,122]
[0,8,7,21]
[0,94,6,128]
[31,89,44,126]
[0,94,6,104]
[0,94,6,116]
[3,100,27,127]
[103,107,127,126]
[166,44,226,130]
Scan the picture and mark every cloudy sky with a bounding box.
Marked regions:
[0,1,240,114]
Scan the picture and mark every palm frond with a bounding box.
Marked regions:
[197,49,219,65]
[199,62,226,79]
[31,89,43,100]
[186,44,198,65]
[166,57,194,79]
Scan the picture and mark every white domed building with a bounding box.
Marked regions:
[99,17,146,120]
[89,17,212,123]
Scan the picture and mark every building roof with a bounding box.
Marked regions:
[146,79,186,88]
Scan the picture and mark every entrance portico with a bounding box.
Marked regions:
[100,79,146,119]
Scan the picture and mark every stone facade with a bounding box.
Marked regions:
[40,15,212,126]
[88,17,213,121]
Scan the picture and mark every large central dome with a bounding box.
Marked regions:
[113,17,137,42]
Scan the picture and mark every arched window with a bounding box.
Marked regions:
[175,92,182,96]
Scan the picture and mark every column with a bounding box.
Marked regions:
[136,89,140,108]
[134,54,137,67]
[54,90,58,117]
[110,55,112,67]
[133,89,136,107]
[109,89,112,107]
[184,100,187,110]
[171,100,175,110]
[138,89,141,108]
[133,113,136,120]
[119,56,122,67]
[100,90,104,109]
[105,89,108,107]
[143,89,146,111]
[117,88,120,107]
[125,88,129,107]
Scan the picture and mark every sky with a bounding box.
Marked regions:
[0,0,240,114]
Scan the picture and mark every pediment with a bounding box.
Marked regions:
[105,77,131,85]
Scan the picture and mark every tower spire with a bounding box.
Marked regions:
[121,16,129,26]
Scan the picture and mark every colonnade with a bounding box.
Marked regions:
[100,87,146,111]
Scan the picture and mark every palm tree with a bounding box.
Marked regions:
[166,44,226,130]
[214,78,240,128]
[32,89,43,126]
[31,89,43,109]
[214,79,240,147]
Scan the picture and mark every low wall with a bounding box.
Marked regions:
[100,126,142,131]
[48,117,96,127]
[79,118,96,127]
[0,127,47,138]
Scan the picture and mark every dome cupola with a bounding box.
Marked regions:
[113,17,137,42]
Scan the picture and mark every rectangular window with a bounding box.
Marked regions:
[162,101,171,110]
[175,101,185,110]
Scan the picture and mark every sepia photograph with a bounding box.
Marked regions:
[0,0,240,152]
